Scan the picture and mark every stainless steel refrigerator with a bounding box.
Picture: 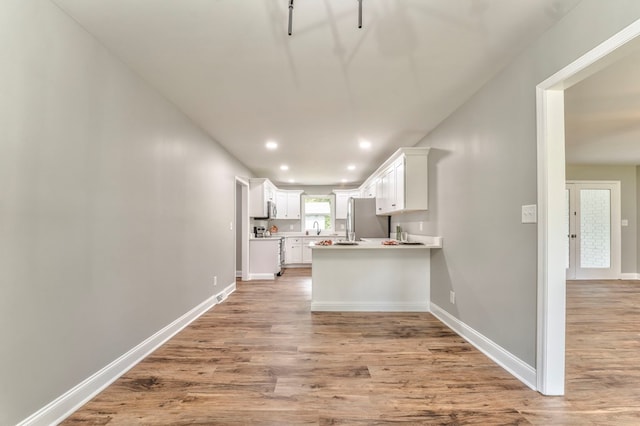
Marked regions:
[346,198,390,240]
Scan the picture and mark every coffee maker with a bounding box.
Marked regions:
[253,226,266,238]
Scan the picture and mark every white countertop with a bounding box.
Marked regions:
[249,236,283,241]
[310,242,434,250]
[310,235,442,249]
[274,233,343,238]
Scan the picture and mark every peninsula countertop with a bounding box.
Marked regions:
[309,235,442,250]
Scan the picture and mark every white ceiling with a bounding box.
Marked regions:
[565,45,640,166]
[52,0,583,186]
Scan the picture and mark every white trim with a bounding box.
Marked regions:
[235,177,250,282]
[430,303,536,391]
[248,273,277,280]
[620,273,640,280]
[536,17,640,396]
[310,302,429,312]
[17,282,236,426]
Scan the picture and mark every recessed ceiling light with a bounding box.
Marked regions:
[280,164,289,171]
[266,141,278,150]
[347,164,356,171]
[288,179,295,183]
[359,139,371,150]
[341,179,348,183]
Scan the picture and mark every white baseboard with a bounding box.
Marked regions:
[311,302,429,312]
[18,282,236,426]
[620,273,640,280]
[430,303,537,391]
[247,273,276,280]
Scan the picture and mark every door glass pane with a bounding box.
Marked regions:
[580,189,611,268]
[566,189,570,269]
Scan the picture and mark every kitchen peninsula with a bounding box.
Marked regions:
[310,236,442,312]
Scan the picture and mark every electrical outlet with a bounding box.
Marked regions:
[289,224,294,230]
[419,222,423,231]
[340,224,345,230]
[214,276,218,286]
[450,290,455,304]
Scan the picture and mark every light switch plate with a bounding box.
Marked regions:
[622,219,629,227]
[522,204,537,224]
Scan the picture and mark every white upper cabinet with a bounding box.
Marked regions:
[287,191,302,218]
[360,181,376,199]
[371,148,429,215]
[333,189,360,219]
[275,190,303,219]
[249,178,277,218]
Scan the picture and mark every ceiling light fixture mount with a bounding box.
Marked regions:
[359,139,371,150]
[288,0,294,36]
[266,140,278,150]
[288,0,362,36]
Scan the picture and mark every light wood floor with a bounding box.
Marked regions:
[64,270,640,425]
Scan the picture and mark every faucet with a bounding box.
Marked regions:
[313,221,320,235]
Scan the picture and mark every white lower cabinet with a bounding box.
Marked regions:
[302,239,316,263]
[304,237,338,263]
[285,236,339,264]
[249,239,281,278]
[285,237,303,264]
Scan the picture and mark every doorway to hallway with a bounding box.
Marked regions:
[565,181,621,280]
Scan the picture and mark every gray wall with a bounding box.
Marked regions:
[566,164,638,274]
[0,1,251,424]
[395,1,640,367]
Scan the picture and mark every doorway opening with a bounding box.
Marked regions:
[235,177,249,282]
[537,19,640,395]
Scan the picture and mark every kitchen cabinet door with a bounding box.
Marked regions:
[285,237,303,264]
[286,192,301,219]
[275,191,288,219]
[334,190,359,219]
[250,178,278,218]
[302,240,316,263]
[361,182,376,198]
[390,158,405,211]
[376,168,393,214]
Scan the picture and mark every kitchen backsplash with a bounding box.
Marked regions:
[251,219,348,234]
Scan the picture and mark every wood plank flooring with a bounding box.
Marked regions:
[63,271,640,425]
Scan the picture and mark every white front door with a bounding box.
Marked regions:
[565,181,621,280]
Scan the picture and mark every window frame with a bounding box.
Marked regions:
[301,194,335,232]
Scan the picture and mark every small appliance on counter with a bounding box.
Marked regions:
[254,226,267,238]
